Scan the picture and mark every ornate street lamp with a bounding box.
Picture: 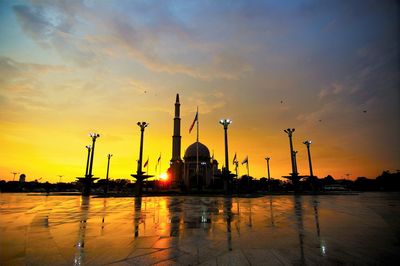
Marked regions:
[88,133,100,178]
[293,150,298,175]
[11,172,19,181]
[284,128,301,190]
[219,119,235,194]
[219,119,232,173]
[265,157,271,191]
[79,133,100,196]
[131,122,153,196]
[104,154,113,195]
[137,122,148,175]
[283,128,296,176]
[85,145,91,177]
[303,140,313,178]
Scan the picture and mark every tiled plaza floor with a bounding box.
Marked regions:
[1,193,399,265]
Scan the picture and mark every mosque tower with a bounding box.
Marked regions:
[172,94,181,161]
[169,94,183,188]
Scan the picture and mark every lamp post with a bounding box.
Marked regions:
[284,128,296,176]
[88,133,100,178]
[284,128,301,190]
[81,133,100,196]
[219,119,234,194]
[85,145,91,177]
[265,157,271,192]
[293,151,299,180]
[105,154,113,194]
[303,141,313,178]
[293,150,298,175]
[219,119,232,174]
[11,172,19,181]
[131,122,153,196]
[137,122,148,175]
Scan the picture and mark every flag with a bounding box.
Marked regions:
[189,111,198,133]
[143,158,149,167]
[241,156,248,165]
[233,153,237,165]
[155,154,161,171]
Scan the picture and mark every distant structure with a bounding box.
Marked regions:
[19,174,26,183]
[168,94,221,191]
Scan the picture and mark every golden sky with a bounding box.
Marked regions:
[0,1,399,182]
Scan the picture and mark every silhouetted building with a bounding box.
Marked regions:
[183,142,219,189]
[168,94,220,191]
[19,174,26,183]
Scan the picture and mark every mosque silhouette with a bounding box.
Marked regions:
[167,94,223,191]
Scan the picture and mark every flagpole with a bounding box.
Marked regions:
[147,156,149,176]
[159,154,161,189]
[197,106,199,143]
[196,106,199,189]
[235,161,238,193]
[247,158,250,177]
[212,150,214,186]
[147,156,150,192]
[159,155,161,190]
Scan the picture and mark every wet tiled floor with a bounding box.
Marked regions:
[1,193,399,265]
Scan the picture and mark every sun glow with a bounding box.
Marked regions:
[159,173,168,181]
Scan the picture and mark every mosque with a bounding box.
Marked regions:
[167,94,222,191]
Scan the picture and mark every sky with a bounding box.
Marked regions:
[0,0,399,183]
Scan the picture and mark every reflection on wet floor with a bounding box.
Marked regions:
[1,193,400,265]
[74,196,89,266]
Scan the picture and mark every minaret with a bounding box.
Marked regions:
[172,94,181,161]
[169,94,183,188]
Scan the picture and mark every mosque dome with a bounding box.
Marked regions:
[184,142,211,160]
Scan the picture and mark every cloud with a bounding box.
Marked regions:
[13,3,102,67]
[0,56,71,118]
[0,57,20,85]
[89,10,253,80]
[13,4,54,45]
[318,83,344,99]
[12,1,254,80]
[184,91,227,115]
[0,56,68,77]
